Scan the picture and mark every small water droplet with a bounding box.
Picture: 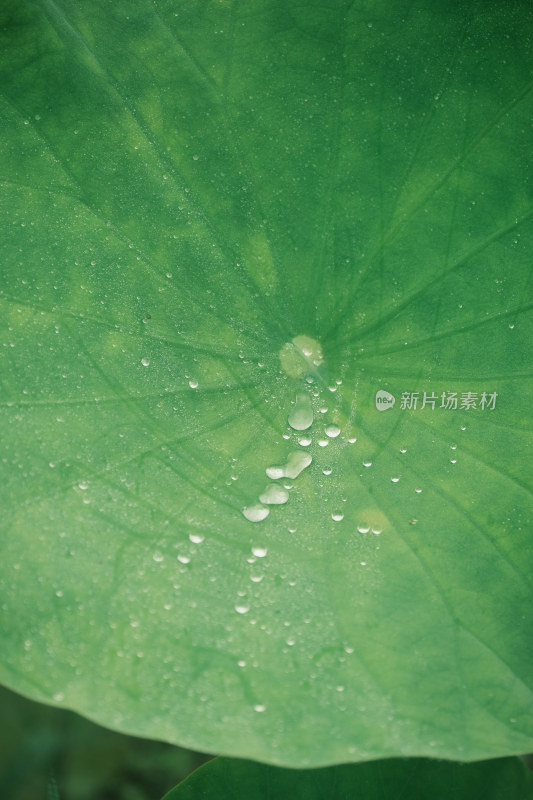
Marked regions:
[391,477,400,483]
[189,533,204,544]
[325,424,340,438]
[141,358,150,367]
[415,488,423,494]
[318,439,329,447]
[78,481,88,490]
[254,704,266,712]
[235,604,250,614]
[336,685,345,692]
[188,379,198,389]
[357,524,370,533]
[362,460,372,468]
[332,512,344,522]
[243,505,270,522]
[298,436,312,446]
[322,467,332,475]
[53,692,65,702]
[177,554,190,564]
[251,546,268,558]
[55,590,63,597]
[153,551,164,562]
[259,484,289,505]
[360,561,367,566]
[288,393,314,430]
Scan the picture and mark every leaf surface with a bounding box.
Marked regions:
[1,0,532,766]
[162,756,533,800]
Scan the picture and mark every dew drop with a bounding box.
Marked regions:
[391,477,400,483]
[189,533,204,544]
[318,439,329,447]
[243,505,270,522]
[284,451,312,479]
[265,466,284,480]
[362,460,372,468]
[288,393,314,430]
[332,512,344,522]
[259,484,289,505]
[251,546,268,558]
[298,436,312,446]
[188,379,198,389]
[357,524,370,533]
[325,424,340,438]
[152,551,164,562]
[141,358,150,367]
[254,704,266,712]
[177,554,190,564]
[235,604,250,614]
[322,467,332,475]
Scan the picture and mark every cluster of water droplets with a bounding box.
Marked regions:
[242,391,314,523]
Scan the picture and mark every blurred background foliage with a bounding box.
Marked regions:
[0,684,211,799]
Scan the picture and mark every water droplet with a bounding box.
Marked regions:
[54,692,65,703]
[332,512,344,522]
[238,660,246,667]
[357,524,370,533]
[415,488,423,494]
[360,561,367,566]
[254,704,266,712]
[288,393,313,430]
[188,379,198,389]
[78,481,88,490]
[141,358,150,367]
[55,590,63,597]
[322,467,332,475]
[177,554,190,564]
[286,451,312,479]
[189,533,204,544]
[265,465,284,480]
[325,424,340,438]
[362,460,372,468]
[235,604,250,614]
[298,436,311,446]
[259,484,289,505]
[391,477,400,483]
[250,575,263,583]
[318,439,329,447]
[153,551,164,562]
[251,546,268,558]
[336,685,345,692]
[243,505,270,522]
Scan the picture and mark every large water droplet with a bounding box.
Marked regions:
[252,546,268,558]
[325,424,340,438]
[243,505,270,522]
[288,393,313,430]
[284,451,312,478]
[259,484,289,505]
[266,451,311,480]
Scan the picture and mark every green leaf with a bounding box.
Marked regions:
[162,756,533,800]
[1,0,532,767]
